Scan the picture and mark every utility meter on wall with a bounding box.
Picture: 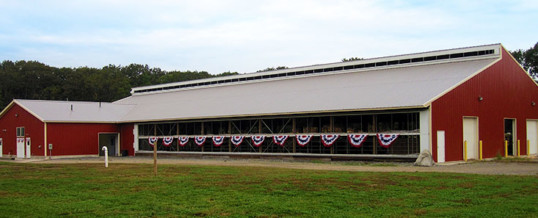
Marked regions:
[48,144,53,150]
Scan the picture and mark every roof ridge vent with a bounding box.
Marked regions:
[132,46,499,95]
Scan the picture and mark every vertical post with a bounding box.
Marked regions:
[527,140,531,156]
[228,121,232,152]
[517,140,520,157]
[329,116,330,154]
[504,140,508,157]
[153,124,157,177]
[44,122,47,157]
[201,122,205,152]
[292,118,296,153]
[176,123,180,152]
[373,115,377,155]
[463,140,467,162]
[258,119,262,153]
[479,140,483,160]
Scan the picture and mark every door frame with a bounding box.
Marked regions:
[98,132,120,156]
[504,118,517,156]
[462,116,479,160]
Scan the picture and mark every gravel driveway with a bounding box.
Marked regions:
[11,156,537,176]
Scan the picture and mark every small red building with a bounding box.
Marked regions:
[1,44,537,162]
[0,100,135,158]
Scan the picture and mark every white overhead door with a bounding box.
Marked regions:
[527,120,538,155]
[463,117,479,160]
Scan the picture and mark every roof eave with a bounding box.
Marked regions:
[118,105,429,124]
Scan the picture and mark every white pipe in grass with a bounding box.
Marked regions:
[102,146,108,168]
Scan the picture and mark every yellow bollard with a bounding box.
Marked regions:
[504,140,508,157]
[517,140,520,157]
[479,140,483,160]
[527,140,531,156]
[463,140,467,162]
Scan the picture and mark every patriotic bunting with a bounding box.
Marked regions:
[178,136,189,147]
[231,136,244,147]
[348,134,368,148]
[212,136,225,147]
[251,135,265,147]
[273,135,289,147]
[162,136,174,147]
[321,134,339,147]
[377,134,399,148]
[148,137,158,147]
[195,136,206,146]
[296,135,313,147]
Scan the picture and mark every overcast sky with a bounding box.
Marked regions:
[0,0,536,74]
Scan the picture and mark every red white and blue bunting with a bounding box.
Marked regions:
[377,134,399,148]
[148,137,158,147]
[251,135,265,147]
[231,136,244,147]
[321,134,339,147]
[212,136,225,147]
[178,136,189,147]
[195,136,206,147]
[296,135,313,147]
[163,136,174,147]
[348,134,368,148]
[273,135,289,147]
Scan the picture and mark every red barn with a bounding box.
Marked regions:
[1,44,537,162]
[0,100,134,158]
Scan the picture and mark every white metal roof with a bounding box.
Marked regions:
[116,57,499,122]
[12,99,135,123]
[131,43,500,95]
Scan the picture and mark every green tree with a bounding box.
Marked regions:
[256,66,288,72]
[342,57,363,62]
[511,42,537,81]
[0,60,240,111]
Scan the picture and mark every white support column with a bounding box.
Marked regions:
[133,124,139,152]
[419,108,430,152]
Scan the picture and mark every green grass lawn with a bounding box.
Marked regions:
[0,162,536,217]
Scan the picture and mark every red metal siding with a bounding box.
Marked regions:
[47,123,118,156]
[0,103,44,156]
[431,48,538,161]
[119,123,135,156]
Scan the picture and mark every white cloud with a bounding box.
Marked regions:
[0,0,536,73]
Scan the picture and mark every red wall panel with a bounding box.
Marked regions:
[47,123,118,156]
[431,48,538,161]
[119,123,135,156]
[0,103,44,156]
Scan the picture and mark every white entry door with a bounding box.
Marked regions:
[0,138,3,158]
[437,131,445,163]
[16,137,25,158]
[463,117,479,160]
[527,120,538,155]
[25,137,31,158]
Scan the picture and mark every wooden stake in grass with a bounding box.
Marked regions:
[153,138,157,176]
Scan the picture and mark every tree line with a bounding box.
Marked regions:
[0,61,237,110]
[1,42,536,111]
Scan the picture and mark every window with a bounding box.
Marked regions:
[16,127,25,137]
